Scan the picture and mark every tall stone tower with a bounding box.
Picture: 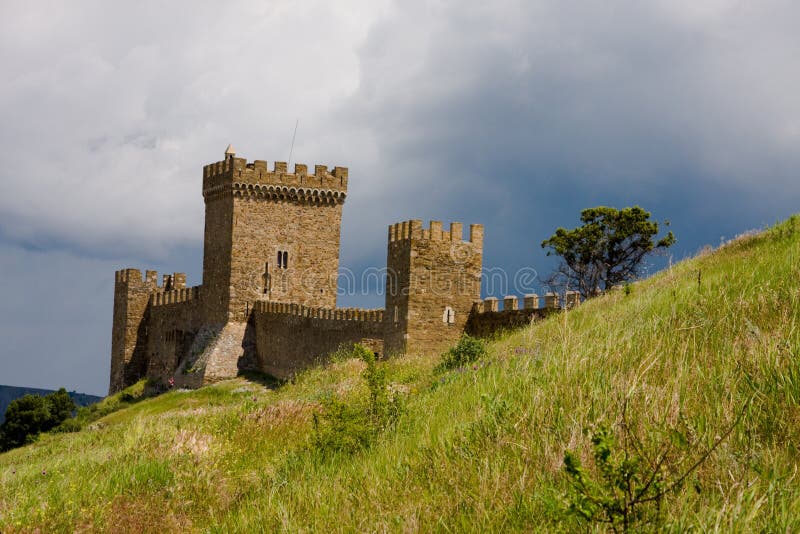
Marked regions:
[384,220,483,355]
[202,146,348,323]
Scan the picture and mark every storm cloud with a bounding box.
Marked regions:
[1,0,798,394]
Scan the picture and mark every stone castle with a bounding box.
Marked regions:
[110,146,572,394]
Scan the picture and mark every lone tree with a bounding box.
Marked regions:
[541,206,675,298]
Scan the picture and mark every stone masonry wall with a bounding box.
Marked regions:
[145,287,204,386]
[228,194,343,318]
[383,225,412,355]
[464,307,552,339]
[254,301,386,379]
[464,292,581,339]
[201,192,233,325]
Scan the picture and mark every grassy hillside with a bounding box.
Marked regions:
[2,217,800,532]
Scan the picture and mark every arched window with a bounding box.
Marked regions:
[443,306,455,325]
[276,250,289,269]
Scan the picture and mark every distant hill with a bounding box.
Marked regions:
[0,386,102,423]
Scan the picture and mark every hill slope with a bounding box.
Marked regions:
[0,386,101,423]
[1,217,800,532]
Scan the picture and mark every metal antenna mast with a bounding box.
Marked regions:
[288,119,299,166]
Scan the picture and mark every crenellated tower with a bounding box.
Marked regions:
[109,268,186,393]
[384,220,483,355]
[201,146,348,322]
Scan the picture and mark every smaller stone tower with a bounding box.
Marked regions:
[384,220,483,355]
[109,269,158,392]
[110,269,188,393]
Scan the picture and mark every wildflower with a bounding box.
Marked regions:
[42,469,46,476]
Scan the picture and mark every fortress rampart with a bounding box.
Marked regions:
[465,291,581,338]
[253,301,384,322]
[253,301,388,379]
[151,286,201,306]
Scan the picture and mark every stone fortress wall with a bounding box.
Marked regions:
[109,147,580,394]
[464,291,580,338]
[253,301,388,379]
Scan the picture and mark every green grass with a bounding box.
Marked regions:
[2,216,800,532]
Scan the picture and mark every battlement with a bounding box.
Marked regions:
[254,301,384,323]
[203,156,348,202]
[472,291,581,313]
[115,268,143,285]
[115,268,158,289]
[115,269,188,291]
[388,220,484,245]
[151,286,201,307]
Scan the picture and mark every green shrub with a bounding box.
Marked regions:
[440,334,487,370]
[0,388,76,451]
[311,344,404,456]
[53,417,83,433]
[311,398,373,454]
[562,398,749,532]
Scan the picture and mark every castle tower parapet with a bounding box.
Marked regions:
[203,157,348,203]
[388,220,484,244]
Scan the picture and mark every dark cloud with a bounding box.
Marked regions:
[1,0,798,393]
[339,0,800,270]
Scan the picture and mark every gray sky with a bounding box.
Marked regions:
[1,0,798,395]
